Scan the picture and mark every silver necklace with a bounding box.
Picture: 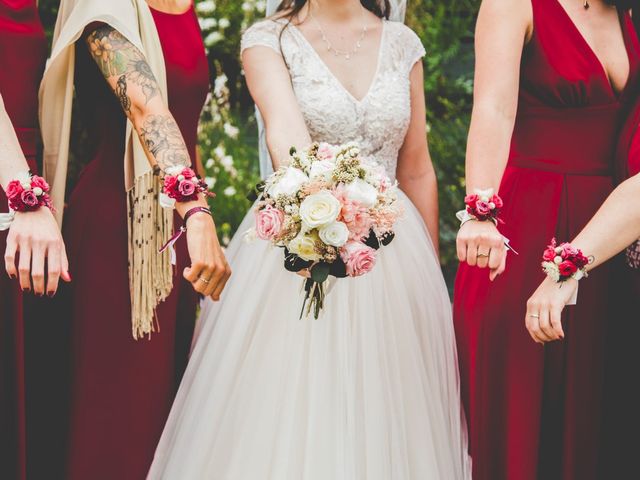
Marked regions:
[309,7,367,61]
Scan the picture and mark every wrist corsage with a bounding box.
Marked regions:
[541,239,591,283]
[1,171,54,231]
[160,166,211,208]
[456,188,504,226]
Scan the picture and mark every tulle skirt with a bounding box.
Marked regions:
[148,191,471,479]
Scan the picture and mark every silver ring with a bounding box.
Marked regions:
[529,313,540,319]
[199,277,211,284]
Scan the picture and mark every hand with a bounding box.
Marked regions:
[182,212,231,301]
[4,208,71,295]
[456,220,507,281]
[525,276,578,344]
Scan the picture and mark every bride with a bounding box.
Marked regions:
[148,0,470,478]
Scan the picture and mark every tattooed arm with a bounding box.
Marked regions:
[85,24,231,300]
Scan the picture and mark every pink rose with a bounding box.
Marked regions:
[20,190,38,208]
[181,168,196,180]
[178,180,196,197]
[317,143,334,161]
[5,180,23,200]
[255,205,284,240]
[340,241,377,277]
[164,176,178,192]
[490,194,503,209]
[561,243,579,258]
[558,261,578,277]
[542,247,556,262]
[464,194,479,205]
[30,176,50,192]
[474,201,491,217]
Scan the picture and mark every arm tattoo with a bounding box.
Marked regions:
[116,75,131,115]
[86,26,160,104]
[140,115,190,169]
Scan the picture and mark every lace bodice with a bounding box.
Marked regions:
[241,18,426,180]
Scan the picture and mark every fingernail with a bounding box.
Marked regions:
[23,287,30,292]
[47,291,55,298]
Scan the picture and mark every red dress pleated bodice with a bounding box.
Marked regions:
[0,2,46,480]
[41,5,210,480]
[454,1,640,479]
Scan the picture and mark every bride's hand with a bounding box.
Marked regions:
[456,220,507,281]
[525,276,578,344]
[4,208,71,295]
[181,209,231,301]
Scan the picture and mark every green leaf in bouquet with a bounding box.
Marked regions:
[311,262,331,283]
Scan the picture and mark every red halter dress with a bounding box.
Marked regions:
[0,1,46,479]
[453,1,640,479]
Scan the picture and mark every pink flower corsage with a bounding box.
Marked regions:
[463,188,503,224]
[162,166,209,203]
[541,239,591,283]
[5,172,54,213]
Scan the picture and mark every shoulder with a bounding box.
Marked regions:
[385,22,426,69]
[241,18,289,55]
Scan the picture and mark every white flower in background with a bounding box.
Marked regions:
[319,221,349,247]
[224,186,237,197]
[223,122,239,139]
[309,160,334,181]
[199,17,217,30]
[205,31,223,46]
[288,231,321,262]
[205,158,215,169]
[218,17,231,29]
[268,167,308,198]
[256,0,266,12]
[221,155,234,169]
[344,178,378,208]
[204,176,216,189]
[214,145,226,160]
[214,74,228,97]
[299,190,341,228]
[196,0,216,14]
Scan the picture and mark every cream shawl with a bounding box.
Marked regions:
[39,0,174,339]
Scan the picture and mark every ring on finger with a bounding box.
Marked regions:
[199,276,211,284]
[477,251,490,258]
[529,313,540,319]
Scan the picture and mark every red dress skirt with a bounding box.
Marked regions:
[53,7,209,479]
[453,1,640,479]
[0,2,46,479]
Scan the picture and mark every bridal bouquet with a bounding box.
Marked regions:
[251,142,403,318]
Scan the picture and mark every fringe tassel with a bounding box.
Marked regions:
[127,171,174,340]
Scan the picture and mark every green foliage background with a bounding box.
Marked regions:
[38,0,478,285]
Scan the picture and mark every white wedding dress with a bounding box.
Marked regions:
[149,19,471,480]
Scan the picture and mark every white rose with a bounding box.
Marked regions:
[344,178,378,208]
[309,160,335,181]
[299,190,342,228]
[268,167,308,197]
[288,231,320,261]
[319,221,349,247]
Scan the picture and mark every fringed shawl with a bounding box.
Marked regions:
[39,0,174,339]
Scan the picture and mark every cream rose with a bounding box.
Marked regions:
[309,160,335,181]
[268,167,308,197]
[319,221,349,247]
[288,231,321,262]
[343,178,378,208]
[299,190,341,228]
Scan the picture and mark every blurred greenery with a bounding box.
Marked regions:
[38,0,478,286]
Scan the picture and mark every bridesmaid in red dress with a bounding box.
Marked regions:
[453,0,640,478]
[0,2,66,479]
[39,0,229,478]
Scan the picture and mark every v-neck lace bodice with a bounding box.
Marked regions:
[241,18,425,180]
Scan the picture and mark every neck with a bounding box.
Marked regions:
[307,0,365,22]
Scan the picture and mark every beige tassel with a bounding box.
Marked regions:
[127,171,174,339]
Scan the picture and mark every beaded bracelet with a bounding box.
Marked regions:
[541,239,591,283]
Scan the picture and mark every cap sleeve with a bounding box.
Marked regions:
[241,19,284,56]
[394,23,426,72]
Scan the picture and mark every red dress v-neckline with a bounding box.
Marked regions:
[552,0,632,99]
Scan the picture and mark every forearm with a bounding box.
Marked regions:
[464,102,515,193]
[0,96,30,189]
[398,168,439,254]
[572,175,640,270]
[265,120,311,170]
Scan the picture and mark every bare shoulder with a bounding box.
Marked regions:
[477,0,533,42]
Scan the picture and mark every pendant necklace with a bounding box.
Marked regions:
[583,0,590,10]
[310,7,367,61]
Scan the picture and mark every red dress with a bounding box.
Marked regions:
[453,2,640,479]
[0,2,46,479]
[56,6,209,479]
